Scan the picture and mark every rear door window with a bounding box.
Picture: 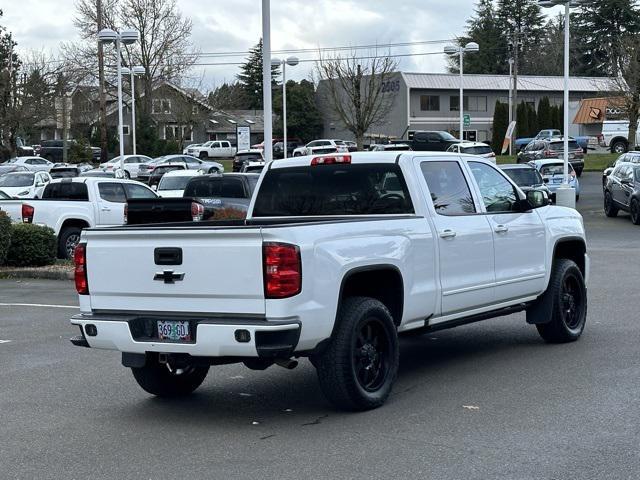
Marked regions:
[124,183,156,199]
[98,183,127,203]
[469,162,519,213]
[420,161,476,216]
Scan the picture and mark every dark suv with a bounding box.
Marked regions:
[410,131,460,152]
[603,163,640,224]
[517,138,584,176]
[39,140,100,162]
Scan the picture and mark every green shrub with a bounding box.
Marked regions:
[0,211,11,265]
[6,223,57,267]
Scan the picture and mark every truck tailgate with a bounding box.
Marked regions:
[84,227,265,314]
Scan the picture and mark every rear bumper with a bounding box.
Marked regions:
[71,313,301,358]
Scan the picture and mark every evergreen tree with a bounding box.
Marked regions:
[516,102,529,138]
[237,39,280,110]
[497,0,546,76]
[449,0,507,74]
[573,0,640,76]
[537,97,552,129]
[272,79,323,142]
[208,82,249,110]
[491,100,509,154]
[527,103,538,136]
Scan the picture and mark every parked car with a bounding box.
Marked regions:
[292,139,349,157]
[100,155,153,178]
[233,150,264,172]
[499,164,551,199]
[0,171,52,198]
[529,159,580,202]
[0,164,29,176]
[79,169,121,178]
[273,141,304,159]
[188,140,236,160]
[371,143,412,152]
[446,142,496,162]
[516,129,590,153]
[602,152,640,189]
[126,173,259,225]
[155,169,204,198]
[518,139,585,176]
[70,151,589,411]
[139,163,187,188]
[50,166,83,179]
[5,156,53,172]
[137,155,223,179]
[240,161,265,174]
[603,163,640,224]
[23,177,157,258]
[409,131,460,152]
[182,143,202,155]
[599,120,640,153]
[343,140,358,152]
[39,140,100,162]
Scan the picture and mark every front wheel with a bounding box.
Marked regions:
[536,259,587,343]
[630,199,640,225]
[604,191,618,217]
[314,297,399,411]
[131,357,209,397]
[611,140,627,154]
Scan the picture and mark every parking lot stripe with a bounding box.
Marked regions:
[0,303,79,309]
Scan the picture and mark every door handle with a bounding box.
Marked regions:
[494,225,509,233]
[101,207,111,212]
[439,229,457,239]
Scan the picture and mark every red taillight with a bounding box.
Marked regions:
[74,243,89,295]
[22,204,34,223]
[263,242,301,299]
[191,202,204,221]
[311,154,351,166]
[544,150,558,158]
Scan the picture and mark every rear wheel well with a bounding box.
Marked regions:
[553,239,586,277]
[60,219,90,233]
[339,267,404,327]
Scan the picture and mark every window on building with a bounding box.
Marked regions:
[152,99,172,114]
[420,95,440,111]
[123,125,130,136]
[450,95,488,112]
[192,105,198,114]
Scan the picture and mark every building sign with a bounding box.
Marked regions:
[463,114,471,127]
[236,126,251,151]
[605,106,626,120]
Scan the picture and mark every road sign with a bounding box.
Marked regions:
[236,126,251,151]
[463,114,471,127]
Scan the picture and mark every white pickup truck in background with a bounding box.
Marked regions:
[24,177,157,259]
[70,152,589,411]
[187,140,236,160]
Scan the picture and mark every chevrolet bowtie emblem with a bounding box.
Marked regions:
[154,270,185,284]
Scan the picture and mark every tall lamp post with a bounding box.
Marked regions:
[538,0,590,208]
[271,56,299,159]
[261,0,273,162]
[121,66,145,155]
[444,42,480,141]
[98,28,139,171]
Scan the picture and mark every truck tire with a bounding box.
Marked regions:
[611,140,627,154]
[630,199,640,225]
[604,191,618,217]
[199,152,208,160]
[535,259,587,344]
[314,296,399,411]
[131,359,209,397]
[58,226,83,259]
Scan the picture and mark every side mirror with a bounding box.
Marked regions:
[36,182,45,187]
[526,189,550,208]
[543,177,550,184]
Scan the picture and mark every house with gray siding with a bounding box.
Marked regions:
[318,72,616,145]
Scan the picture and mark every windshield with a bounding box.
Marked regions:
[540,164,575,176]
[0,173,34,187]
[50,169,78,178]
[236,153,262,161]
[158,176,193,191]
[503,168,543,186]
[253,164,414,217]
[440,132,457,141]
[461,145,492,155]
[548,141,580,151]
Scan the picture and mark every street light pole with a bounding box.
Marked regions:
[445,42,479,141]
[272,56,299,159]
[116,38,124,164]
[262,0,273,163]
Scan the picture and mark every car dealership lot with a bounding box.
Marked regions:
[1,173,639,479]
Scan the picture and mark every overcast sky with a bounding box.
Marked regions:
[3,0,563,91]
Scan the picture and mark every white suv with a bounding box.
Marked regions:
[292,139,349,157]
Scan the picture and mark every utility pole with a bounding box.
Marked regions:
[97,0,108,163]
[511,32,519,155]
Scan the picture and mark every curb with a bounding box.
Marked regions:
[0,269,74,281]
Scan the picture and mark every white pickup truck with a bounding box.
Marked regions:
[24,177,157,259]
[188,140,236,160]
[70,152,589,411]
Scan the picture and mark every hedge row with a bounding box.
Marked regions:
[0,212,57,267]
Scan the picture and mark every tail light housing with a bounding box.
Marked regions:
[22,204,34,223]
[544,150,558,158]
[191,202,204,221]
[74,243,89,295]
[123,204,128,224]
[311,154,351,166]
[263,242,301,299]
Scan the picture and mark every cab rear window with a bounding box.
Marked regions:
[252,164,414,217]
[42,182,89,200]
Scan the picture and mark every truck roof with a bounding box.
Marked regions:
[48,177,147,185]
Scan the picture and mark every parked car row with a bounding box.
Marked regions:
[517,138,585,176]
[603,158,640,225]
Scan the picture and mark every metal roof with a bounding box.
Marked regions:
[402,73,618,92]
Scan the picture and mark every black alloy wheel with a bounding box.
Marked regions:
[631,199,640,225]
[352,317,392,392]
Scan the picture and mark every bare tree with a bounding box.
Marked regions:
[611,34,640,150]
[315,52,398,149]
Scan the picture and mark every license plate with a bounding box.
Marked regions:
[552,178,562,184]
[157,320,191,342]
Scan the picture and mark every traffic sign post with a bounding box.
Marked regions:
[463,114,471,128]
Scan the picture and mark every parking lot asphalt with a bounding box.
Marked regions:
[1,172,639,480]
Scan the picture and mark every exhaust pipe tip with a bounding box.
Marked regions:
[275,359,298,370]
